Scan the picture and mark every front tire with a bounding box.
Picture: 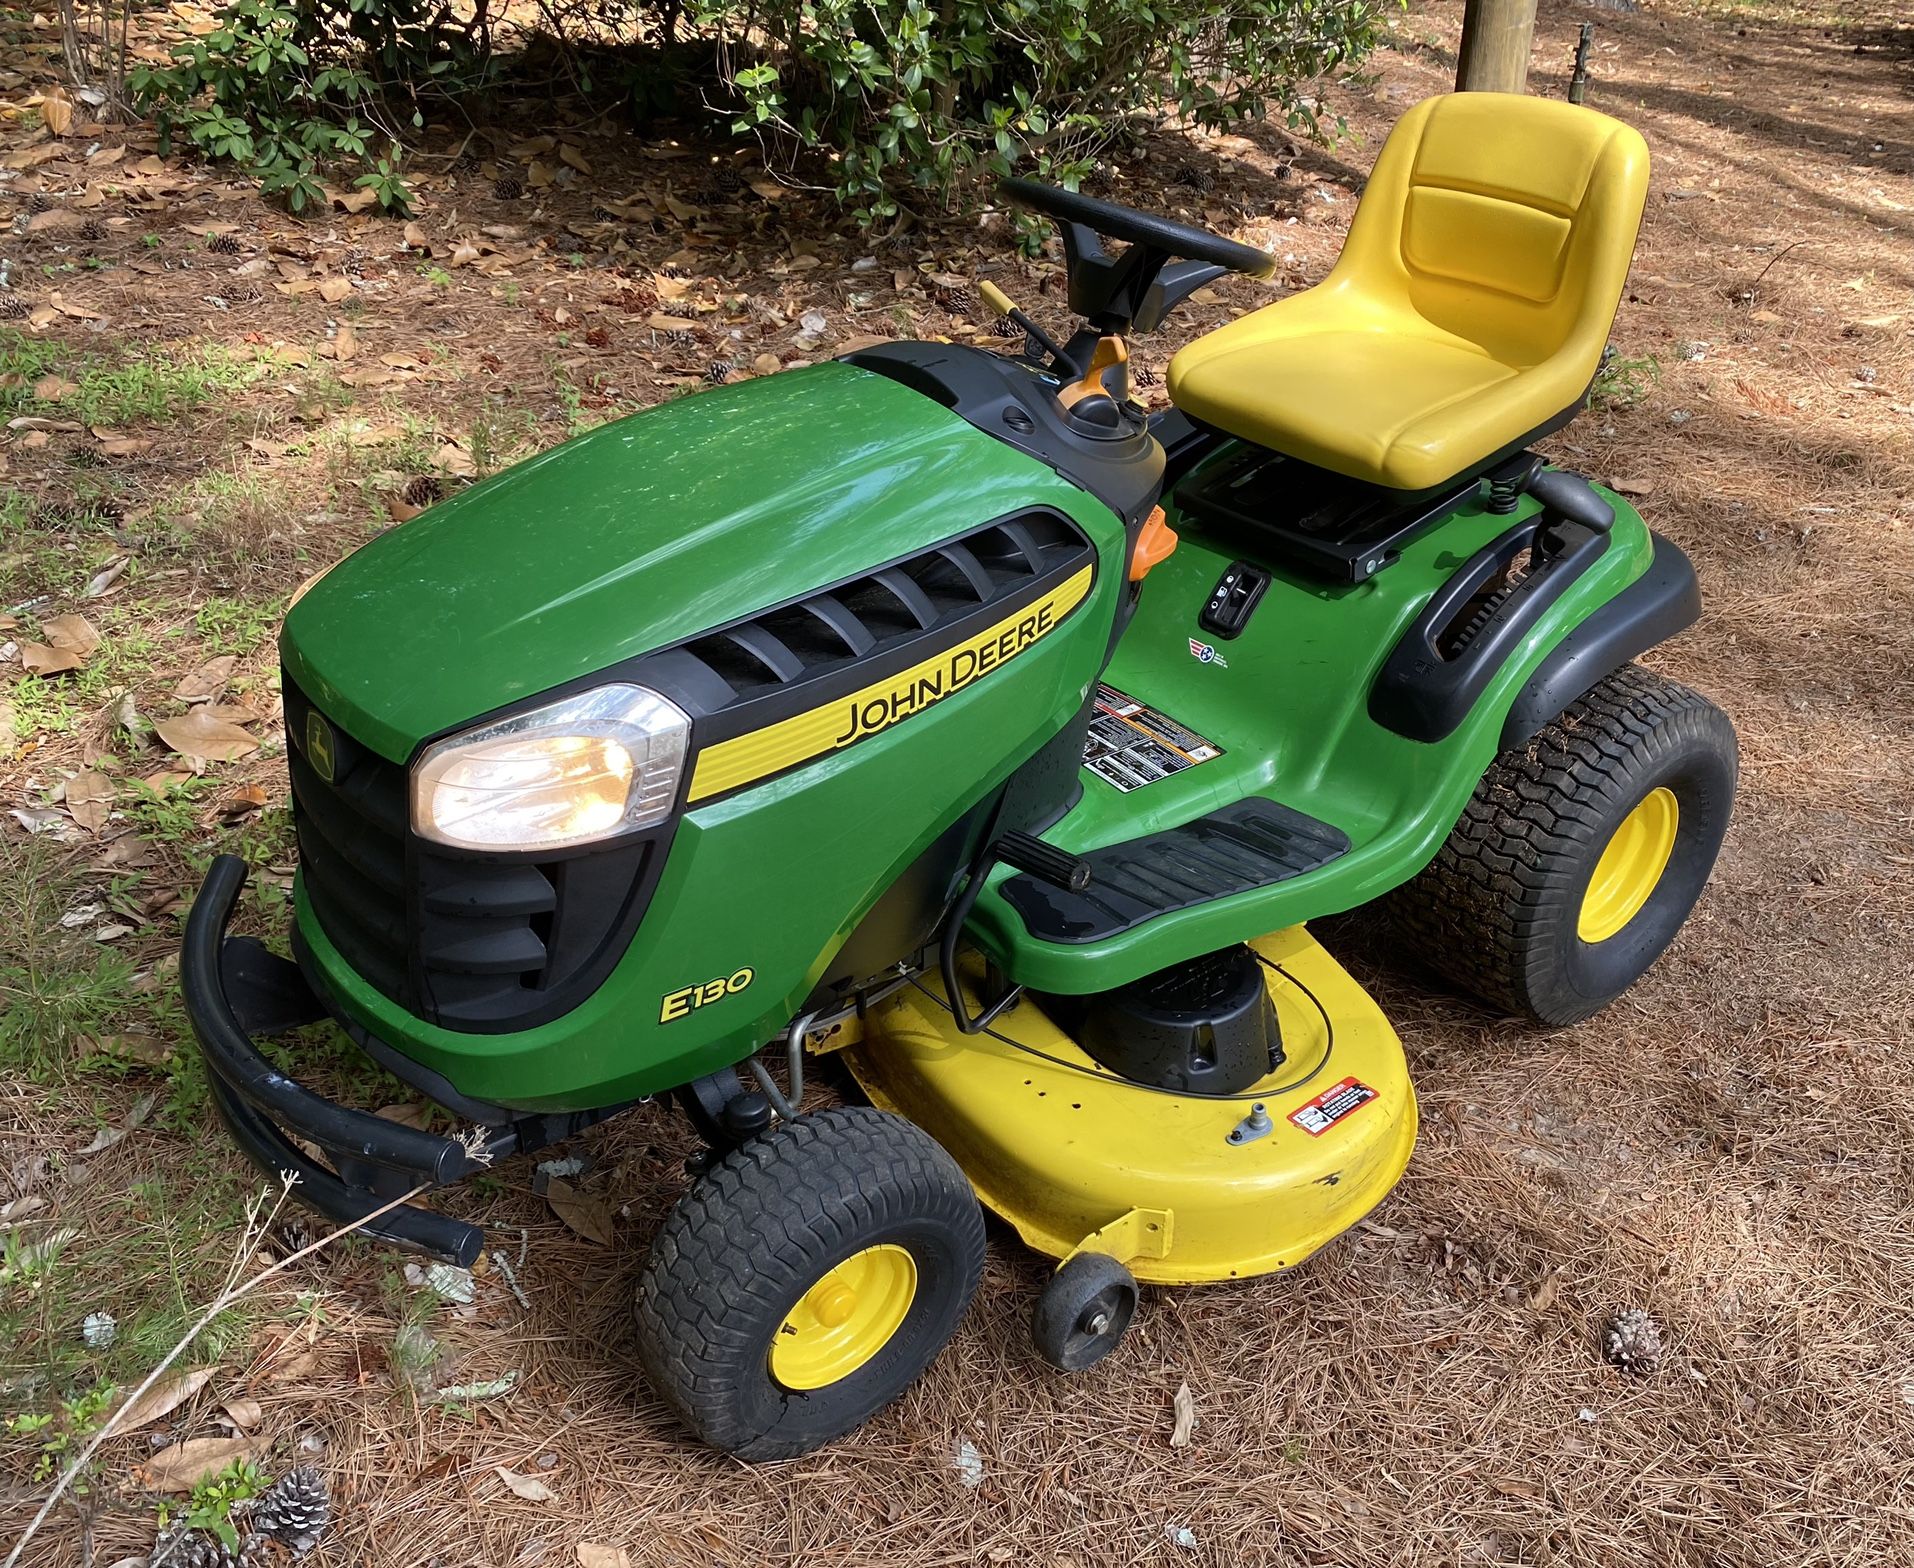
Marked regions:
[1386,664,1737,1025]
[633,1106,985,1459]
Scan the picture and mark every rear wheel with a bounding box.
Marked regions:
[1386,664,1736,1025]
[633,1106,985,1459]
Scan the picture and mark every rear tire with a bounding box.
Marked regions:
[633,1106,984,1459]
[1385,664,1736,1025]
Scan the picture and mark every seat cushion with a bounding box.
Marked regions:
[1170,323,1521,492]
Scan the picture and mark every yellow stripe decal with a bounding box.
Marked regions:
[689,564,1095,803]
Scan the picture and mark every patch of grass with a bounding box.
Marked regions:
[0,331,265,428]
[193,594,284,656]
[1590,350,1662,411]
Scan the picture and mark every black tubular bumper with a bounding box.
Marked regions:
[184,855,615,1266]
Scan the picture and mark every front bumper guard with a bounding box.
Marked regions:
[184,854,613,1265]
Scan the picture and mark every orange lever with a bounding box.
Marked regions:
[1056,334,1128,409]
[1130,505,1178,582]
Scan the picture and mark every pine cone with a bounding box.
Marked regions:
[607,283,656,315]
[938,284,978,318]
[339,245,366,276]
[24,191,52,214]
[402,474,443,508]
[151,1522,240,1568]
[703,358,734,384]
[1173,165,1215,194]
[712,163,745,194]
[451,152,481,175]
[590,204,625,225]
[0,294,29,319]
[80,217,107,244]
[989,312,1023,339]
[1132,363,1161,388]
[660,328,701,354]
[246,1464,330,1555]
[492,174,523,201]
[209,232,243,256]
[1602,1308,1663,1376]
[880,232,917,257]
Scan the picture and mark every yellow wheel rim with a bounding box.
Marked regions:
[768,1244,918,1391]
[1578,786,1679,944]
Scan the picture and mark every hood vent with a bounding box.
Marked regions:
[671,512,1093,708]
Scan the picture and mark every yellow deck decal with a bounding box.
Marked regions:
[689,564,1094,803]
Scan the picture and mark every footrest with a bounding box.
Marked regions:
[998,799,1351,943]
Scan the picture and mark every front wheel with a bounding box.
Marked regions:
[633,1106,985,1459]
[1385,664,1737,1026]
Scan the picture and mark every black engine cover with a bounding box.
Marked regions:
[1059,946,1283,1095]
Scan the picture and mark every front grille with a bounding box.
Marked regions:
[284,678,657,1033]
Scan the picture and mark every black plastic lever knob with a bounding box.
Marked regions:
[993,830,1093,892]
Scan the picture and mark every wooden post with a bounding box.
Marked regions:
[1455,0,1539,93]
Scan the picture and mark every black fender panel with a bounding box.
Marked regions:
[1498,532,1702,750]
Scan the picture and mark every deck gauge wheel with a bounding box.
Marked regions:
[1032,1251,1139,1372]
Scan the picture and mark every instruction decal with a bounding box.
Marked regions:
[1083,682,1225,793]
[1288,1077,1377,1137]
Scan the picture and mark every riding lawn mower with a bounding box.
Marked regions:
[183,92,1737,1457]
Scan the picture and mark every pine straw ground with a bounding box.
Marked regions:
[4,0,1914,1564]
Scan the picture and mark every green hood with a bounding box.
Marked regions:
[282,363,1094,762]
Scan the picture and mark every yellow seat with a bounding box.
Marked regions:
[1167,94,1650,492]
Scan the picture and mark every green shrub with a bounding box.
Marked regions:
[703,0,1391,220]
[129,0,491,213]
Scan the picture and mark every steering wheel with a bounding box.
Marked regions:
[1000,178,1276,279]
[998,178,1273,340]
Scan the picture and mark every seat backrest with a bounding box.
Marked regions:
[1334,94,1650,375]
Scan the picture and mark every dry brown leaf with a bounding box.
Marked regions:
[318,276,352,303]
[646,313,700,333]
[527,159,554,189]
[333,322,358,361]
[434,441,476,478]
[218,783,270,820]
[558,143,592,175]
[22,643,84,676]
[751,352,781,376]
[44,613,100,657]
[373,1102,429,1130]
[33,373,76,401]
[26,208,78,237]
[1609,476,1655,498]
[403,220,429,248]
[39,86,75,136]
[221,1396,263,1430]
[140,1435,261,1492]
[89,144,125,167]
[496,1466,555,1502]
[66,770,113,832]
[545,1179,614,1246]
[141,768,194,792]
[98,435,152,457]
[326,185,377,213]
[84,1033,174,1068]
[451,241,480,268]
[112,1366,217,1433]
[577,1547,631,1568]
[174,655,236,703]
[385,495,425,524]
[1170,1381,1196,1448]
[155,708,258,763]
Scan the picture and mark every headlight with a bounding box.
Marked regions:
[412,685,690,851]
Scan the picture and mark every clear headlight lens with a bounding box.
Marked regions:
[412,685,690,851]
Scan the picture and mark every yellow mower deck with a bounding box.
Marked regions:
[845,927,1416,1285]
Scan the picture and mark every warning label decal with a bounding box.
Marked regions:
[1287,1077,1378,1137]
[1083,682,1225,793]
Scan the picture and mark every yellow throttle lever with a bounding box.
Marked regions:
[979,279,1018,318]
